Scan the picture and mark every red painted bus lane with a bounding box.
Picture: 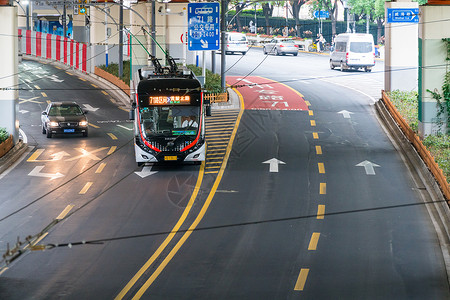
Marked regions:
[227,76,309,111]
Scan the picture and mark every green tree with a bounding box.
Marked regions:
[288,0,307,36]
[348,0,385,44]
[313,0,341,37]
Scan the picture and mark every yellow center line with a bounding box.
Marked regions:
[318,163,325,174]
[91,83,98,88]
[115,163,205,300]
[27,149,45,162]
[313,132,319,139]
[315,145,322,155]
[102,91,109,95]
[308,232,320,250]
[107,133,118,140]
[107,146,117,155]
[310,120,316,127]
[41,92,47,97]
[320,183,326,195]
[56,205,75,220]
[65,71,73,76]
[204,171,219,174]
[34,85,40,90]
[317,205,325,219]
[95,163,107,173]
[89,123,100,129]
[127,85,245,300]
[294,268,309,291]
[79,182,93,194]
[309,110,314,116]
[305,101,311,106]
[78,77,86,81]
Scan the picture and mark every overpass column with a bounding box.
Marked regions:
[0,4,19,143]
[418,0,450,136]
[129,1,149,79]
[384,0,419,92]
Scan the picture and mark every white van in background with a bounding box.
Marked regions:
[225,32,249,55]
[330,33,375,72]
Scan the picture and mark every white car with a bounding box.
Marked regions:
[330,33,375,72]
[225,32,249,55]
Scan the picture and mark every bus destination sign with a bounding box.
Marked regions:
[148,95,191,105]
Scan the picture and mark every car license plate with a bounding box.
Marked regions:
[164,156,177,161]
[64,129,75,133]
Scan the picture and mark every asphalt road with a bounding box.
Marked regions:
[0,51,448,299]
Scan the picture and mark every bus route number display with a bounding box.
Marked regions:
[148,95,191,105]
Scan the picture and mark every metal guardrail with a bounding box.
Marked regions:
[204,92,228,103]
[381,90,450,203]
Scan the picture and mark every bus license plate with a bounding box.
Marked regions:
[164,156,177,161]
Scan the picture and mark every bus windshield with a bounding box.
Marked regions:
[140,106,200,136]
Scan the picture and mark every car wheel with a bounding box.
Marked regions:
[46,130,52,138]
[365,67,372,72]
[330,60,335,70]
[275,48,279,56]
[263,47,267,54]
[83,131,88,137]
[242,52,246,55]
[293,52,298,56]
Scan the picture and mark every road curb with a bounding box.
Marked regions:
[375,99,450,282]
[0,141,29,175]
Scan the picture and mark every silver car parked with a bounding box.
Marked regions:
[263,38,299,56]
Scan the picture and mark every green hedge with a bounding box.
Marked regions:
[0,128,9,143]
[97,61,130,85]
[187,65,222,93]
[388,90,449,183]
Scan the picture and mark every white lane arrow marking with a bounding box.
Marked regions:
[356,160,380,175]
[19,110,29,114]
[28,166,64,180]
[50,151,71,161]
[134,166,158,178]
[262,158,286,173]
[338,110,354,119]
[82,104,99,112]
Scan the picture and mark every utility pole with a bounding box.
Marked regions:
[119,0,123,78]
[220,0,227,91]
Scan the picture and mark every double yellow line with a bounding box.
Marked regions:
[116,90,244,299]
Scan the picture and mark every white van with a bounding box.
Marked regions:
[225,32,249,55]
[330,33,375,72]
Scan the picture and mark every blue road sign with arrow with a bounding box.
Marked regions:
[313,10,329,19]
[188,2,220,51]
[387,8,419,23]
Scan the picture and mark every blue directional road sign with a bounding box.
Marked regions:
[387,8,419,23]
[188,2,220,51]
[313,10,329,19]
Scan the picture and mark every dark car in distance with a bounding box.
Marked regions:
[41,102,88,138]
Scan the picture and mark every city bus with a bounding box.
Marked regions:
[130,57,206,165]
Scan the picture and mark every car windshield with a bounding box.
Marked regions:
[140,106,200,136]
[48,104,83,116]
[229,35,246,42]
[280,40,294,44]
[350,42,372,53]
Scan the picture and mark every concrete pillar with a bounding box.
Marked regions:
[384,0,419,92]
[0,5,19,143]
[418,1,450,136]
[164,3,189,65]
[129,1,149,77]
